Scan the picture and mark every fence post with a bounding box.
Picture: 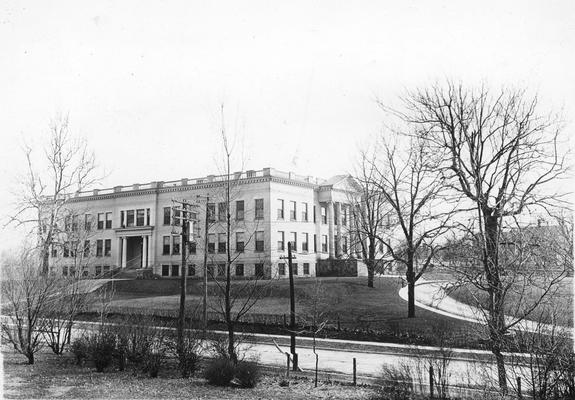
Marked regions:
[429,365,434,399]
[293,353,298,372]
[285,352,290,379]
[517,376,522,400]
[353,357,357,386]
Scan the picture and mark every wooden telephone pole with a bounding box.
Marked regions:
[280,242,298,370]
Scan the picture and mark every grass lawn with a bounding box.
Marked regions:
[1,346,374,400]
[99,276,486,348]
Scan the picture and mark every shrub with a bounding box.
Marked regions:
[235,361,261,388]
[87,332,116,372]
[142,350,164,378]
[204,357,236,386]
[372,363,414,400]
[169,331,202,378]
[70,336,89,365]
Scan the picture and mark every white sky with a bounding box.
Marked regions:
[0,0,574,253]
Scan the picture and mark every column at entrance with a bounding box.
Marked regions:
[142,236,148,268]
[122,237,127,268]
[327,201,335,258]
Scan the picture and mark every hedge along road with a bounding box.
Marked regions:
[62,319,530,391]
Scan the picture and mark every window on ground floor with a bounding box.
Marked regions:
[171,264,179,277]
[217,263,226,277]
[235,264,244,276]
[162,265,170,277]
[278,263,285,276]
[303,263,310,275]
[255,263,264,277]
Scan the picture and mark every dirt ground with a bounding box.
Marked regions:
[1,346,375,400]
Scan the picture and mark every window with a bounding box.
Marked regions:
[207,265,215,277]
[173,236,181,255]
[126,210,135,227]
[255,231,264,252]
[208,234,215,253]
[293,263,298,276]
[342,205,348,226]
[72,215,78,231]
[136,209,145,226]
[95,265,102,276]
[313,234,317,253]
[63,242,70,258]
[236,200,244,221]
[97,213,105,230]
[207,203,215,222]
[172,264,179,277]
[83,240,91,257]
[163,207,171,225]
[70,241,77,258]
[322,235,328,253]
[235,264,244,276]
[277,199,284,219]
[289,201,297,221]
[218,233,226,253]
[302,203,308,222]
[96,240,103,257]
[321,206,327,224]
[302,233,309,252]
[217,264,226,277]
[162,265,170,277]
[218,202,226,222]
[188,264,195,276]
[103,265,110,274]
[313,206,317,223]
[189,241,196,254]
[255,199,264,220]
[236,232,244,252]
[277,231,285,251]
[51,246,58,258]
[163,236,170,255]
[104,239,111,256]
[84,214,92,231]
[342,236,348,254]
[255,263,264,277]
[105,212,113,229]
[62,266,68,276]
[278,263,286,276]
[173,208,180,226]
[290,232,297,253]
[303,263,310,275]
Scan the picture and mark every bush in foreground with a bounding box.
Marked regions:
[70,336,89,365]
[235,361,261,388]
[204,357,236,386]
[87,332,116,372]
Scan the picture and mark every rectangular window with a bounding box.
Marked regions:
[189,242,196,254]
[277,199,284,219]
[103,265,110,274]
[236,200,244,221]
[96,240,103,257]
[126,210,135,227]
[163,207,171,225]
[83,240,90,257]
[235,264,244,276]
[208,234,215,253]
[171,264,179,277]
[236,232,244,252]
[218,202,226,222]
[302,203,308,222]
[104,239,111,257]
[293,263,298,276]
[62,266,68,276]
[313,206,317,223]
[342,205,348,226]
[173,208,180,226]
[136,209,145,226]
[255,231,264,252]
[290,232,297,253]
[218,233,226,253]
[163,236,170,255]
[302,233,309,252]
[63,242,70,258]
[255,199,264,220]
[85,214,92,231]
[207,203,215,222]
[95,265,102,276]
[51,246,58,258]
[321,206,327,224]
[289,201,297,221]
[207,264,215,277]
[277,231,285,251]
[278,263,286,276]
[72,215,78,231]
[188,264,195,276]
[255,263,264,277]
[173,236,181,255]
[342,236,348,254]
[105,212,112,229]
[97,213,105,230]
[303,263,310,275]
[322,235,328,253]
[314,234,317,253]
[217,263,226,277]
[162,265,170,277]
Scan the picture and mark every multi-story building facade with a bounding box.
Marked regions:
[48,168,364,279]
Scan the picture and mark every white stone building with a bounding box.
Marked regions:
[49,168,365,279]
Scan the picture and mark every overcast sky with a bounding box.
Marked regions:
[1,0,574,253]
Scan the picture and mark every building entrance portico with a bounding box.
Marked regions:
[116,226,154,269]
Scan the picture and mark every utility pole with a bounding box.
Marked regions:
[281,242,297,370]
[202,196,210,332]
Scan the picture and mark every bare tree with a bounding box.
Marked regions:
[364,132,455,317]
[8,115,98,274]
[395,81,570,393]
[0,246,59,364]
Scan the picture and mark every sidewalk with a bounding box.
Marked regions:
[399,279,572,337]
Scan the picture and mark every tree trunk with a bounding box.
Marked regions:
[367,261,374,288]
[227,319,237,364]
[407,255,416,318]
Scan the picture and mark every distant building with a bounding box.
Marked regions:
[46,168,367,279]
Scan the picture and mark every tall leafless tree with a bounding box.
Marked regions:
[9,115,98,274]
[394,81,570,393]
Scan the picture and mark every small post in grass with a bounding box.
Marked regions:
[285,352,290,379]
[429,365,434,399]
[353,357,357,385]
